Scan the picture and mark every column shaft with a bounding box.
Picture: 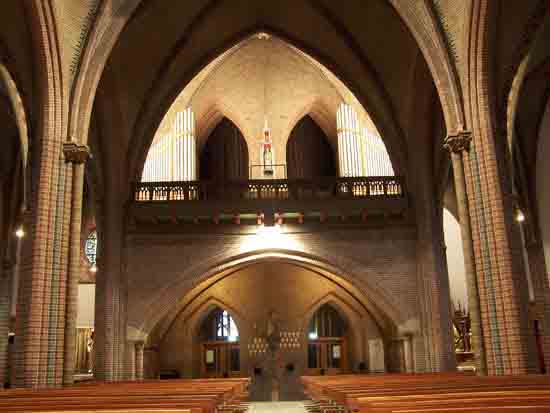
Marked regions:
[125,341,136,380]
[63,159,87,385]
[450,151,487,375]
[0,182,7,387]
[403,336,413,373]
[135,342,144,380]
[0,267,9,387]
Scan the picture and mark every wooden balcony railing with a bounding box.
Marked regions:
[133,177,405,203]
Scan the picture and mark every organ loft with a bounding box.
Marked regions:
[1,1,550,412]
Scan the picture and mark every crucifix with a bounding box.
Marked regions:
[248,310,301,401]
[260,118,274,177]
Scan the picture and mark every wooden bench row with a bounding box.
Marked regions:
[0,378,250,413]
[301,373,550,412]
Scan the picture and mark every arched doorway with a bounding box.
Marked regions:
[199,117,249,181]
[286,116,336,179]
[306,303,349,375]
[199,307,241,378]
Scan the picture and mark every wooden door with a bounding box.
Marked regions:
[202,342,241,378]
[306,338,346,375]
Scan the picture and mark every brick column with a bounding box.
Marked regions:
[62,143,90,385]
[444,132,487,375]
[0,260,11,387]
[0,179,7,387]
[415,186,455,371]
[462,0,535,374]
[135,342,144,380]
[525,240,550,372]
[94,201,126,382]
[403,335,413,373]
[125,341,136,380]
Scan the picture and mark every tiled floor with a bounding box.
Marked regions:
[248,402,307,413]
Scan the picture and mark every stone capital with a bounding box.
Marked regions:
[444,131,472,154]
[63,142,90,164]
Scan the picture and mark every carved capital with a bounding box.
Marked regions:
[63,142,90,164]
[444,131,472,153]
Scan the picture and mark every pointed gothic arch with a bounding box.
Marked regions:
[199,117,249,181]
[286,115,336,179]
[0,62,30,211]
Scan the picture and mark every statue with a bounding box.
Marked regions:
[87,330,94,373]
[261,119,274,176]
[265,310,281,401]
[266,310,280,352]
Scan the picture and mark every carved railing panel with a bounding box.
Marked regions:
[133,177,404,203]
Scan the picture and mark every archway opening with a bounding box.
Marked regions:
[442,208,474,370]
[307,303,349,375]
[199,117,249,181]
[286,115,337,179]
[198,307,241,378]
[138,34,399,184]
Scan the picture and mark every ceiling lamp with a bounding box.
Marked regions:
[516,208,525,223]
[15,227,25,238]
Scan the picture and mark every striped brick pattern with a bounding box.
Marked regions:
[462,0,532,375]
[14,0,74,389]
[0,264,10,387]
[93,202,127,382]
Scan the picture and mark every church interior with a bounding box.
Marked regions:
[1,1,550,411]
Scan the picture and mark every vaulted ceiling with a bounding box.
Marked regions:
[0,0,548,209]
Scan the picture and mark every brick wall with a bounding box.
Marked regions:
[125,225,429,374]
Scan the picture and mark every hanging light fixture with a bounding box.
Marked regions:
[15,227,25,238]
[516,208,525,223]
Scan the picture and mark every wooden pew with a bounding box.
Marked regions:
[301,373,550,413]
[0,378,250,413]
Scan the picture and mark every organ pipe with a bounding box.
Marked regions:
[336,103,394,177]
[141,108,197,182]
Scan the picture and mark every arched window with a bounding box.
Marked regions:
[308,304,346,339]
[204,308,239,342]
[199,307,240,377]
[142,108,196,182]
[307,304,347,372]
[84,231,97,265]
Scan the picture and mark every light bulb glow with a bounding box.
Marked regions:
[15,227,25,238]
[90,264,98,273]
[516,209,525,223]
[309,332,318,340]
[238,224,303,253]
[256,224,282,236]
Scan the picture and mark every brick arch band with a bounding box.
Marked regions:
[134,250,405,342]
[0,63,30,210]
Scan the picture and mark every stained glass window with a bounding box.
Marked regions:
[85,231,97,265]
